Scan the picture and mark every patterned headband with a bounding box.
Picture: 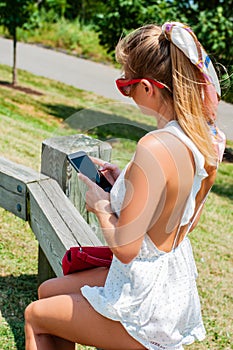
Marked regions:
[162,22,221,96]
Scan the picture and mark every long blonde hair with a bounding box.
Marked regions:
[116,24,218,166]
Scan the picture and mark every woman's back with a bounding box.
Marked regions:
[111,120,213,253]
[148,122,217,251]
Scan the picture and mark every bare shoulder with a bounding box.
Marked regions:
[137,131,173,157]
[137,131,193,173]
[134,132,171,172]
[137,130,195,183]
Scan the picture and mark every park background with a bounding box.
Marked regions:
[0,1,232,349]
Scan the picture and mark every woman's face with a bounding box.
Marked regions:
[130,79,175,128]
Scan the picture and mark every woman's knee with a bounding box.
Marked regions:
[25,299,51,336]
[24,300,40,326]
[38,277,58,299]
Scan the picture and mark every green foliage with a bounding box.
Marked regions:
[40,0,105,23]
[0,0,38,36]
[65,0,105,23]
[194,7,233,62]
[95,0,184,54]
[95,0,145,54]
[13,17,111,64]
[44,0,69,18]
[94,0,179,53]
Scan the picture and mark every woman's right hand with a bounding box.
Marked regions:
[91,157,121,185]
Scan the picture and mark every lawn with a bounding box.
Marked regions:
[0,64,232,350]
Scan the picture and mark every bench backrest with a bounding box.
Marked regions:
[0,134,112,284]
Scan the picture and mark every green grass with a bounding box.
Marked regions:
[0,64,232,350]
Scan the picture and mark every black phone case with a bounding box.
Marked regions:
[67,151,112,192]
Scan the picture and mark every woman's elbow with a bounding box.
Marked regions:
[112,246,138,264]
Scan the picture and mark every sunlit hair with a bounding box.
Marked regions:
[116,24,218,166]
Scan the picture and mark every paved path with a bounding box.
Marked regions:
[0,37,232,140]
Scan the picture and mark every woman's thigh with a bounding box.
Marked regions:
[38,267,109,299]
[28,292,145,350]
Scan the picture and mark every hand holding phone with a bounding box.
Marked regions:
[93,159,121,184]
[67,151,112,192]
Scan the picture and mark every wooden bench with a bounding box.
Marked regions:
[0,134,111,284]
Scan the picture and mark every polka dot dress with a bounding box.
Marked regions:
[81,121,207,350]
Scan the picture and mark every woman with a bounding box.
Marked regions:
[24,22,225,350]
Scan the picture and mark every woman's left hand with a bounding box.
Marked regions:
[78,173,111,215]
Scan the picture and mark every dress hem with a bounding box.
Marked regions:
[81,287,205,350]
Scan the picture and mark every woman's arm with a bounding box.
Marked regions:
[188,164,217,232]
[79,134,168,264]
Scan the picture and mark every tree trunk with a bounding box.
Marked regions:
[12,27,17,86]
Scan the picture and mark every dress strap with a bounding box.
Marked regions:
[171,224,182,251]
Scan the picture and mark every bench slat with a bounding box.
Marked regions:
[0,156,48,220]
[28,178,102,280]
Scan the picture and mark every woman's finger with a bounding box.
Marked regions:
[101,163,121,180]
[78,173,94,188]
[89,156,106,167]
[101,162,115,171]
[89,157,117,172]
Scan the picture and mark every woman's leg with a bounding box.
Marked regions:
[25,291,145,350]
[38,266,109,299]
[25,267,109,350]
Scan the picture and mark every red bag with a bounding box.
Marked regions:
[62,246,113,275]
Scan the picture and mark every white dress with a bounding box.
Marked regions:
[81,121,207,350]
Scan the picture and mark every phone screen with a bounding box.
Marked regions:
[67,151,112,192]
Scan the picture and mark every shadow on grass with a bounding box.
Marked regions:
[0,274,38,350]
[212,183,233,201]
[0,81,43,96]
[43,103,156,141]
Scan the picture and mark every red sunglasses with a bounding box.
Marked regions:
[115,78,165,97]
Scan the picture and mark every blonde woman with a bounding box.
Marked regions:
[24,22,225,350]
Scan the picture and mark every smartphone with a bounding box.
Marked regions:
[67,150,112,192]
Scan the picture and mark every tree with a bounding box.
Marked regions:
[65,0,105,23]
[95,0,146,54]
[44,0,68,18]
[95,0,181,54]
[0,0,38,85]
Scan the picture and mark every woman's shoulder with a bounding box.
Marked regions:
[138,124,187,155]
[139,122,205,168]
[136,131,172,163]
[137,126,196,177]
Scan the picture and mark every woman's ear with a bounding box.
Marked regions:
[141,79,154,97]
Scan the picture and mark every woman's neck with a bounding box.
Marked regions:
[156,100,175,129]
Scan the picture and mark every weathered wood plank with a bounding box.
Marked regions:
[39,179,101,246]
[41,134,109,191]
[41,133,111,190]
[28,177,102,279]
[0,156,48,220]
[38,247,56,284]
[41,134,112,243]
